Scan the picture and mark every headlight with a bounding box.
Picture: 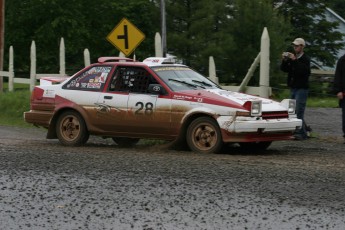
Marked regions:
[243,101,262,116]
[281,99,296,114]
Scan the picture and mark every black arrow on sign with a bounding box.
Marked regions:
[117,25,129,49]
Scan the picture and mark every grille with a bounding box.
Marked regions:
[262,111,288,119]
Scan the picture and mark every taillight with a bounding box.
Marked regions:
[32,87,44,101]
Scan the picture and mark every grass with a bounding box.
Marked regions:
[0,89,32,127]
[0,84,340,127]
[307,97,338,108]
[272,88,339,108]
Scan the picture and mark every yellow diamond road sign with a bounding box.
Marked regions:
[106,18,145,57]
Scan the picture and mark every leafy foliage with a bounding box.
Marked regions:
[166,0,291,85]
[327,0,345,19]
[274,0,344,67]
[3,0,345,86]
[166,0,235,79]
[229,0,291,85]
[5,0,160,74]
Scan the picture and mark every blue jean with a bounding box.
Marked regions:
[291,88,308,138]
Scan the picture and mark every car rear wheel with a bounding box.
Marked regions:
[56,111,89,146]
[186,117,223,154]
[112,137,140,147]
[239,141,272,151]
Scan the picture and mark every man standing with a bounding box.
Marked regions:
[280,38,311,140]
[333,54,345,143]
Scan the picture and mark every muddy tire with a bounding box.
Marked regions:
[186,117,223,154]
[56,111,89,146]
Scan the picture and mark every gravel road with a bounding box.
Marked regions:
[0,108,345,230]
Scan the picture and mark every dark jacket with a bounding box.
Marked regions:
[280,53,311,89]
[333,54,345,94]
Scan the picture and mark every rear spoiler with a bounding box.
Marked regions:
[40,76,69,85]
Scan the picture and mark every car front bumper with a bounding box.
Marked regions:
[218,116,302,142]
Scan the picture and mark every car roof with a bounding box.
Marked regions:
[95,57,186,68]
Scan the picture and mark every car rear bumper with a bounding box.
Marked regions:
[24,110,53,128]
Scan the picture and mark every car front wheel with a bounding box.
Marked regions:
[56,111,89,146]
[186,117,223,154]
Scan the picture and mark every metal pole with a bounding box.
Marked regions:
[160,0,167,57]
[0,0,5,93]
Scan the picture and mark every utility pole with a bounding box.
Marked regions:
[0,0,4,93]
[160,0,167,57]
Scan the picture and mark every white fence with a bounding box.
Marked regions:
[1,38,91,92]
[0,46,14,91]
[2,28,272,97]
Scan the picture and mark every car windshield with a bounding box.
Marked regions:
[151,66,220,91]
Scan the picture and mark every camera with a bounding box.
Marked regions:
[283,52,290,58]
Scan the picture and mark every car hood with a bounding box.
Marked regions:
[172,88,286,112]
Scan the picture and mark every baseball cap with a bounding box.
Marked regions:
[292,38,306,47]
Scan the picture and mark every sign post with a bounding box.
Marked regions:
[106,18,145,57]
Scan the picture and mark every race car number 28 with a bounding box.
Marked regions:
[135,102,154,115]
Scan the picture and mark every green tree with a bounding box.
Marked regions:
[166,0,235,80]
[5,0,160,75]
[274,0,344,67]
[229,0,291,85]
[166,0,290,86]
[327,0,345,19]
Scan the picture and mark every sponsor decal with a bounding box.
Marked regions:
[154,67,189,72]
[43,89,55,98]
[173,94,203,103]
[81,83,88,88]
[173,95,193,100]
[95,103,111,114]
[66,66,111,89]
[87,83,102,89]
[196,97,203,103]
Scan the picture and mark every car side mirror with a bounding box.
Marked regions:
[148,84,167,95]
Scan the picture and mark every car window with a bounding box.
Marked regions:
[108,66,157,93]
[151,66,219,91]
[63,66,112,91]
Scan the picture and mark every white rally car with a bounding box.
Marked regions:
[24,57,301,153]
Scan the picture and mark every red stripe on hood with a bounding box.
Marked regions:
[171,90,245,110]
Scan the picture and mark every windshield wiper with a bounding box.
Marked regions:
[192,79,213,87]
[168,79,204,89]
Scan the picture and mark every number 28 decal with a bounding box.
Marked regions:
[135,102,154,115]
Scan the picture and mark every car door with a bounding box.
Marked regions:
[97,65,172,137]
[95,66,130,133]
[125,67,173,136]
[61,65,112,129]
